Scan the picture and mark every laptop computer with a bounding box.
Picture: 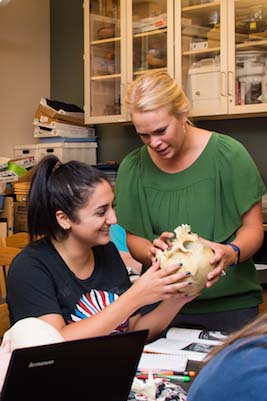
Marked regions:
[0,329,148,401]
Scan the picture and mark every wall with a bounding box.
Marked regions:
[50,0,84,107]
[0,0,50,158]
[50,2,267,185]
[197,118,267,186]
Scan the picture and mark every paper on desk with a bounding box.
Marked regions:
[138,352,188,372]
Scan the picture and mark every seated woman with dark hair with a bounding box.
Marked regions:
[6,155,196,342]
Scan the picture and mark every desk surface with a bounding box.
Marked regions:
[178,359,202,393]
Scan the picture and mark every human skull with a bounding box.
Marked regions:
[156,224,214,295]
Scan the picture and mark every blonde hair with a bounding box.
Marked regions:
[203,312,267,364]
[125,70,190,119]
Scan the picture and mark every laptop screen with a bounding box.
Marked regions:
[1,329,148,401]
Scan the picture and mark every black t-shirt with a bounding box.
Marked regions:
[7,238,132,331]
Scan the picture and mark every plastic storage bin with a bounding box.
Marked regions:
[14,142,98,165]
[37,142,97,164]
[187,57,221,112]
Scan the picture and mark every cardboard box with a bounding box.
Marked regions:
[2,197,14,235]
[0,218,7,237]
[133,2,162,19]
[14,201,28,233]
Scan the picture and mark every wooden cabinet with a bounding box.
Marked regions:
[175,1,228,117]
[176,0,267,118]
[227,0,267,116]
[84,1,127,124]
[84,0,173,124]
[84,1,267,124]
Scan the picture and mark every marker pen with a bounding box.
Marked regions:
[157,374,191,383]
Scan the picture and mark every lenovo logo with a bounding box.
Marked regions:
[28,360,55,368]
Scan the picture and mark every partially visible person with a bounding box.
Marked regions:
[110,223,142,279]
[115,70,266,332]
[187,312,267,401]
[7,156,196,342]
[0,318,64,393]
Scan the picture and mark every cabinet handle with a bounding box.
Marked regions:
[227,71,234,97]
[221,72,227,97]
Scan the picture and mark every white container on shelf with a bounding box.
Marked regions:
[14,142,97,165]
[13,144,39,164]
[187,57,221,112]
[37,142,97,164]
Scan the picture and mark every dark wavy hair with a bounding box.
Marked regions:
[27,155,109,241]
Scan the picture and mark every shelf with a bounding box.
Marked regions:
[90,37,121,45]
[182,1,220,17]
[133,67,167,76]
[133,28,167,39]
[236,39,267,50]
[90,73,121,81]
[183,46,220,56]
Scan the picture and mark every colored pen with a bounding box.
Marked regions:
[137,370,175,375]
[183,370,196,377]
[157,374,190,383]
[136,373,161,379]
[135,370,174,379]
[137,369,196,377]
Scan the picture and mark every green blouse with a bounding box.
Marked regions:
[115,132,266,314]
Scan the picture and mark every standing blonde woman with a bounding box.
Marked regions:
[115,70,266,333]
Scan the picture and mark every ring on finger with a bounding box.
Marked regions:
[221,269,226,276]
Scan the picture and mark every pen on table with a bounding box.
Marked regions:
[136,373,191,383]
[182,370,196,377]
[137,370,175,376]
[156,374,191,383]
[137,370,196,377]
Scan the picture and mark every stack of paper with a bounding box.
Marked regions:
[138,352,188,372]
[39,98,84,124]
[33,98,95,139]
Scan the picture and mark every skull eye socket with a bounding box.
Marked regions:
[183,240,194,249]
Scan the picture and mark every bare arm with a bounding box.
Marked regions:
[128,202,264,289]
[39,262,190,341]
[205,201,264,286]
[118,250,142,274]
[126,232,153,267]
[129,294,197,340]
[126,231,174,267]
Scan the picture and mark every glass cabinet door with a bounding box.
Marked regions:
[128,0,173,81]
[228,0,267,114]
[84,0,127,123]
[175,1,228,118]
